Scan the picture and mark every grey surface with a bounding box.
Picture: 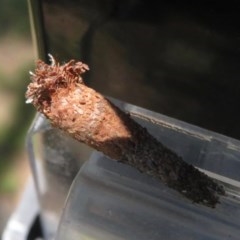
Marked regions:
[2,177,39,240]
[57,153,240,240]
[26,113,93,240]
[56,102,240,240]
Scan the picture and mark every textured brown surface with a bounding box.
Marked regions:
[26,57,225,207]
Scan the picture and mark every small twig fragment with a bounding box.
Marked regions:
[26,56,225,207]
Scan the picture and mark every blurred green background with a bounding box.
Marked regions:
[0,0,35,233]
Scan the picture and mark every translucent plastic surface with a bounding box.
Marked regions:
[56,101,240,240]
[26,113,93,239]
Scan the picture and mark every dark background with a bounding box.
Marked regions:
[41,0,240,139]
